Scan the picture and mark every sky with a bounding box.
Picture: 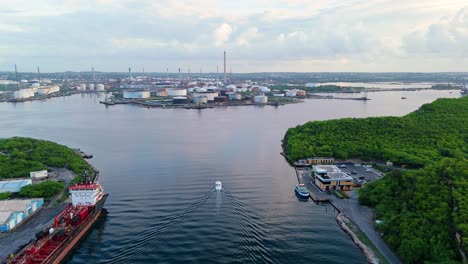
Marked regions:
[1,0,467,73]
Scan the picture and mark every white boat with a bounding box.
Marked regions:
[215,181,222,191]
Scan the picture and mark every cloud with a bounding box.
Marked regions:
[236,27,259,46]
[1,0,468,72]
[213,23,233,47]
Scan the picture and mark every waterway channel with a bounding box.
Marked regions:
[0,89,460,264]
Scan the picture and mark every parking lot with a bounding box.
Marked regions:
[334,162,383,183]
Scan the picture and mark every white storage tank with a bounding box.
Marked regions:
[166,88,187,97]
[254,95,268,104]
[259,86,270,93]
[80,84,86,90]
[13,88,35,99]
[285,90,297,97]
[96,84,105,91]
[228,93,242,100]
[123,90,150,99]
[193,92,218,101]
[195,87,207,93]
[193,96,208,104]
[273,93,284,97]
[88,84,95,91]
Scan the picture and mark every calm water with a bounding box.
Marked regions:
[0,90,460,264]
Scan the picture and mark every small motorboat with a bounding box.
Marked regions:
[215,181,222,191]
[401,97,407,99]
[295,184,309,199]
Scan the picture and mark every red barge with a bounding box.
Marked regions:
[7,183,107,264]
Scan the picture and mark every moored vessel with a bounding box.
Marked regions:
[7,183,107,264]
[215,181,222,191]
[295,184,309,199]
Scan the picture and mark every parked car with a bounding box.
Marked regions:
[351,170,358,175]
[339,164,347,168]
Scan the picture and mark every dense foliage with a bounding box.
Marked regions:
[284,97,468,167]
[0,192,12,200]
[19,180,65,199]
[359,158,467,263]
[0,137,91,178]
[284,97,468,263]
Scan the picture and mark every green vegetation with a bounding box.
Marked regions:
[0,137,91,179]
[359,159,467,263]
[284,97,468,167]
[283,97,468,263]
[0,192,12,200]
[19,180,65,199]
[271,84,364,93]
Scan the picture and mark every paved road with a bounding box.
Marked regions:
[296,167,401,264]
[331,194,402,264]
[0,205,66,261]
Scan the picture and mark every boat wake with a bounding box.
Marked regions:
[103,189,214,263]
[223,191,272,263]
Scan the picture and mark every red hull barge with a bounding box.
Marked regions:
[7,183,107,264]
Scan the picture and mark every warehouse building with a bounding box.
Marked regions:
[0,199,44,232]
[123,90,150,99]
[0,179,32,193]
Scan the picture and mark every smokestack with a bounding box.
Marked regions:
[37,66,41,85]
[92,66,95,82]
[15,64,19,89]
[129,67,132,83]
[224,50,227,84]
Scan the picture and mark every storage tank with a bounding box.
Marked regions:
[195,87,207,93]
[296,90,306,96]
[193,92,218,101]
[173,96,188,104]
[80,84,86,90]
[254,95,268,104]
[228,93,242,100]
[96,84,105,91]
[273,93,284,97]
[226,84,236,91]
[166,88,187,96]
[156,90,168,97]
[193,96,208,104]
[88,84,95,91]
[123,90,150,99]
[214,96,228,102]
[259,86,270,93]
[13,88,35,99]
[30,83,40,88]
[285,90,297,97]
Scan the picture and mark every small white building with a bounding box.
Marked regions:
[30,170,48,180]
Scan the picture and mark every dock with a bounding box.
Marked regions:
[295,167,329,202]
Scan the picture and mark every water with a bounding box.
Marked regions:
[0,90,461,263]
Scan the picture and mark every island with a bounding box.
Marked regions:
[283,96,468,264]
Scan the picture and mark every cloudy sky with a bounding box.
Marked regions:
[1,0,467,72]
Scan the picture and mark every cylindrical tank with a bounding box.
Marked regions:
[80,84,86,90]
[156,90,168,97]
[123,90,150,99]
[173,96,188,104]
[88,84,95,90]
[296,90,306,96]
[254,95,268,104]
[214,96,228,102]
[96,84,105,91]
[166,88,187,96]
[193,96,208,104]
[228,93,242,100]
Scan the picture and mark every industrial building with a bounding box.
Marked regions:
[123,90,151,99]
[0,179,32,193]
[0,199,44,232]
[193,92,218,101]
[30,170,48,180]
[307,157,335,164]
[312,165,355,191]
